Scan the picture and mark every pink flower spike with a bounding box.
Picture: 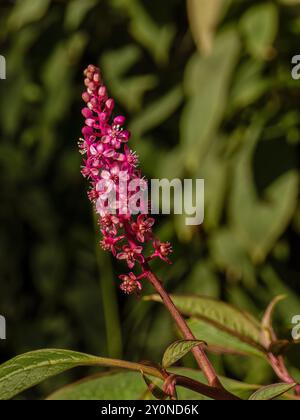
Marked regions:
[79,65,173,295]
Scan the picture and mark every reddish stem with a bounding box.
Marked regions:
[174,375,240,401]
[142,262,239,400]
[122,221,236,399]
[268,353,300,396]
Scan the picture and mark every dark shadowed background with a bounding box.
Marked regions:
[0,0,300,399]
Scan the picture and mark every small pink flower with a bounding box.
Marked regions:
[87,187,99,203]
[116,145,139,168]
[100,234,123,256]
[99,214,119,236]
[152,240,173,264]
[100,162,127,185]
[117,245,144,269]
[131,215,155,243]
[81,157,100,179]
[102,124,130,149]
[119,272,142,295]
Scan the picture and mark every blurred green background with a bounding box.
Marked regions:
[0,0,300,398]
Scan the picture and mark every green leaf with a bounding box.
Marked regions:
[230,60,269,109]
[188,318,266,359]
[48,368,259,400]
[145,294,262,347]
[64,0,98,31]
[48,371,155,401]
[8,0,51,31]
[240,3,278,60]
[0,349,163,400]
[198,142,228,230]
[261,266,300,321]
[181,29,240,170]
[229,125,299,263]
[187,0,227,55]
[249,383,296,400]
[102,46,157,112]
[183,261,220,298]
[261,295,287,348]
[130,86,183,137]
[111,0,175,64]
[0,349,98,400]
[210,228,256,288]
[162,340,205,368]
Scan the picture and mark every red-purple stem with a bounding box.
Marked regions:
[268,353,300,396]
[142,262,240,400]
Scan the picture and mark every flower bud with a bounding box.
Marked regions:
[82,108,93,118]
[82,92,90,103]
[114,116,126,126]
[105,98,115,111]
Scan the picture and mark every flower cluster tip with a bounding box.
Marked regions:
[80,65,172,294]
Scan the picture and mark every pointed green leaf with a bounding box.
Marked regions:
[102,46,158,113]
[48,368,259,401]
[240,3,278,60]
[130,86,183,137]
[162,340,205,368]
[111,0,175,63]
[249,383,296,400]
[145,294,263,349]
[210,228,256,288]
[230,60,269,109]
[187,0,225,55]
[188,318,266,359]
[64,0,97,31]
[261,295,287,348]
[8,0,51,31]
[0,349,163,400]
[48,371,157,401]
[181,29,240,170]
[229,125,299,263]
